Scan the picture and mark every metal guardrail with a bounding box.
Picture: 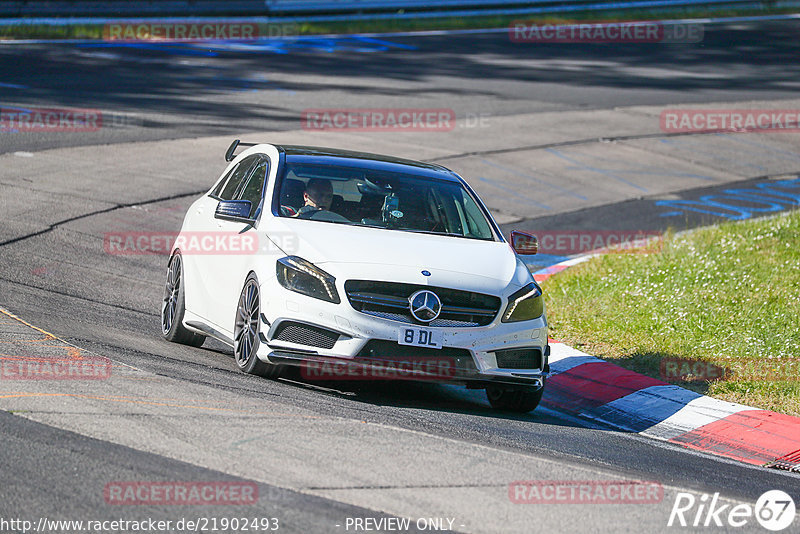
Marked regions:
[0,0,786,18]
[265,0,765,14]
[0,2,263,17]
[267,0,608,12]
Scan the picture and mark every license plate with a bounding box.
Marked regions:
[398,327,442,349]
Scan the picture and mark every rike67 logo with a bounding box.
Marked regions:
[668,490,796,531]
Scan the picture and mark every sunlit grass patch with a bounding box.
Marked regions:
[544,210,800,414]
[1,6,799,40]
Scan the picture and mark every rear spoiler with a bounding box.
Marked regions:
[225,139,259,162]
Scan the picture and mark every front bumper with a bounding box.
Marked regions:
[257,284,549,388]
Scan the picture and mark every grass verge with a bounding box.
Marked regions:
[0,6,799,40]
[543,209,800,416]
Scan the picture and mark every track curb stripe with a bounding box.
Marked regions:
[536,256,800,467]
[669,410,800,465]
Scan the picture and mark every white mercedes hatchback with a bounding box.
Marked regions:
[162,141,549,412]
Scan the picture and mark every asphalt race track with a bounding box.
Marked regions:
[1,19,800,533]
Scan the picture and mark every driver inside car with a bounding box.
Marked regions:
[295,178,334,218]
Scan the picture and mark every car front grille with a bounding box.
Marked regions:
[271,321,340,349]
[494,348,542,370]
[344,280,500,327]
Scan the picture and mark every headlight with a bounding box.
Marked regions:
[501,282,544,323]
[276,256,340,304]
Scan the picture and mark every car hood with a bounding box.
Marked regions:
[267,218,530,293]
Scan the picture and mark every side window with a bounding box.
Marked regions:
[238,159,269,218]
[214,155,261,201]
[211,164,237,198]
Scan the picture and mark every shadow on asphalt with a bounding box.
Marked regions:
[2,23,799,134]
[195,342,576,424]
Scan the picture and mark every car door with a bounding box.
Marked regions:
[187,154,263,331]
[207,155,270,335]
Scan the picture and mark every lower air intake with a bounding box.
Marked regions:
[494,348,542,370]
[272,322,339,349]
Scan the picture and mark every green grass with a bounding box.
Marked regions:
[543,209,800,415]
[1,6,799,40]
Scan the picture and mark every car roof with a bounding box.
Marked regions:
[273,144,461,182]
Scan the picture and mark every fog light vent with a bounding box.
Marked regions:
[272,322,339,349]
[494,348,542,370]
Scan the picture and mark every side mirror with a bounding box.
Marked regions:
[510,230,538,255]
[215,199,252,222]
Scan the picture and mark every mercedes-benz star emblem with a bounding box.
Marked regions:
[408,290,442,323]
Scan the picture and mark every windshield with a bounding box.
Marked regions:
[276,163,496,241]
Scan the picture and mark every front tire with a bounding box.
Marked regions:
[486,382,545,413]
[162,253,205,347]
[234,274,281,378]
